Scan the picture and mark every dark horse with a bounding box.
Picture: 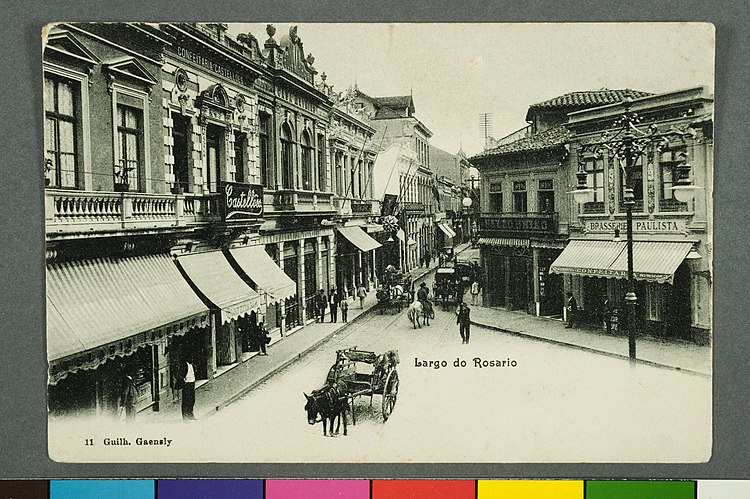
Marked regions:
[304,378,349,437]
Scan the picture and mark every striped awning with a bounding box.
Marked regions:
[176,251,261,324]
[227,246,297,304]
[478,237,530,247]
[550,239,693,284]
[437,221,456,238]
[46,254,210,384]
[337,226,382,252]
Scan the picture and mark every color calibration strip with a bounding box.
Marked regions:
[2,479,750,498]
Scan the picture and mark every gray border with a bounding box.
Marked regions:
[2,0,748,480]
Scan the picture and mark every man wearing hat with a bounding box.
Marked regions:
[416,282,433,323]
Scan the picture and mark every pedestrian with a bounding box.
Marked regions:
[565,292,578,328]
[317,289,327,322]
[180,358,196,421]
[603,297,612,335]
[340,296,349,322]
[456,301,471,344]
[470,279,480,305]
[329,287,339,323]
[424,249,431,267]
[257,321,269,355]
[119,371,138,422]
[357,284,367,309]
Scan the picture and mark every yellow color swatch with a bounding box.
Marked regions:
[478,480,584,499]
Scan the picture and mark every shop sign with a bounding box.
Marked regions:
[176,46,246,86]
[222,182,263,221]
[583,218,687,234]
[480,213,557,235]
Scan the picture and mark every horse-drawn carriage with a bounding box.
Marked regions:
[376,266,413,314]
[433,261,477,310]
[326,347,400,423]
[304,347,400,436]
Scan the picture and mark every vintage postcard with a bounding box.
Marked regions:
[44,22,713,463]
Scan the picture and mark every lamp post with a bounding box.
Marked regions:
[571,97,697,360]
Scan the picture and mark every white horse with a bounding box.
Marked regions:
[406,300,423,329]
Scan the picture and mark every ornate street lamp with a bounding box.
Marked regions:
[572,97,697,360]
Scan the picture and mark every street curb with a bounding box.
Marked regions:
[207,300,384,416]
[472,320,710,377]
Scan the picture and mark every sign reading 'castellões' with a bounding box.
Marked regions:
[222,182,263,221]
[584,219,687,234]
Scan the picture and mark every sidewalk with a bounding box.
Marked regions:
[470,306,711,375]
[142,256,446,423]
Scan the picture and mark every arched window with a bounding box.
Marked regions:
[301,130,313,190]
[280,123,295,189]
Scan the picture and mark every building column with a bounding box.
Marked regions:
[315,236,323,294]
[533,247,541,316]
[297,239,306,322]
[504,256,511,309]
[328,235,336,294]
[277,241,286,335]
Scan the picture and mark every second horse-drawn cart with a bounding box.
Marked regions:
[326,347,400,422]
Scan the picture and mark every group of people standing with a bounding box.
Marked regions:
[314,285,368,323]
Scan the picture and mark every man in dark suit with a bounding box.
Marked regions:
[566,292,578,328]
[329,287,339,323]
[456,301,471,344]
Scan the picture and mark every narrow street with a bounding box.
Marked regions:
[201,273,711,463]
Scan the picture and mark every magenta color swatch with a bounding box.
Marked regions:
[266,479,370,499]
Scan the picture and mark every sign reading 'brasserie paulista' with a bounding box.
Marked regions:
[584,218,687,234]
[222,182,263,221]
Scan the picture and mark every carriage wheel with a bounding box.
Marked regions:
[381,370,399,421]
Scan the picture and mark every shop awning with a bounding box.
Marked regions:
[437,221,456,238]
[478,237,530,247]
[46,254,210,384]
[549,239,693,284]
[176,251,261,324]
[227,246,297,303]
[337,226,382,252]
[609,241,694,283]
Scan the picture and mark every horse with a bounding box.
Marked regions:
[407,300,423,329]
[304,378,349,437]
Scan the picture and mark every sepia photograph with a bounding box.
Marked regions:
[44,22,713,463]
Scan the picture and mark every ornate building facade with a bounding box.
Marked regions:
[44,23,382,418]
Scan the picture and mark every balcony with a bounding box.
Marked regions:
[402,202,425,215]
[45,189,221,238]
[478,212,559,238]
[271,189,335,216]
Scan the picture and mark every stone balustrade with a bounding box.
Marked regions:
[45,189,221,237]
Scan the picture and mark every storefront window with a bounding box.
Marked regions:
[659,146,689,212]
[116,105,141,191]
[512,180,527,212]
[489,182,503,212]
[538,179,555,213]
[259,113,272,189]
[301,131,313,190]
[233,132,245,183]
[44,76,78,188]
[281,123,295,189]
[317,133,326,191]
[582,156,605,214]
[619,155,644,212]
[205,124,223,193]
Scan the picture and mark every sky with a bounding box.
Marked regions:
[229,23,714,157]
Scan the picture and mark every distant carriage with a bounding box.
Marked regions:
[434,262,477,309]
[325,347,400,423]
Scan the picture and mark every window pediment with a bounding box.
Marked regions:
[44,27,99,66]
[103,56,158,90]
